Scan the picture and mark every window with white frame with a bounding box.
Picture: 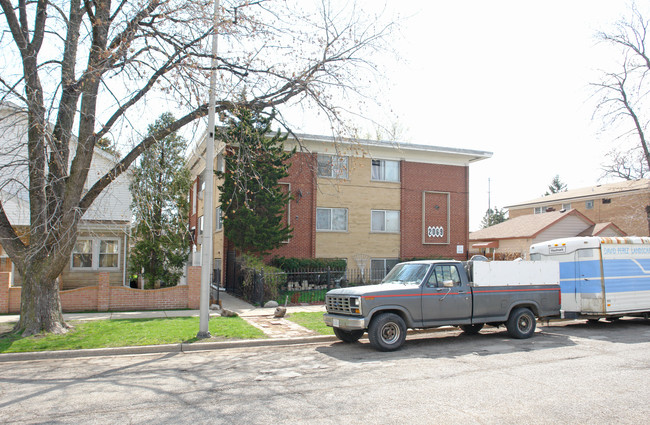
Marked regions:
[585,200,594,210]
[534,207,543,214]
[371,210,400,233]
[198,215,204,235]
[71,238,120,270]
[99,240,119,268]
[72,240,93,268]
[215,207,223,231]
[371,159,400,182]
[562,203,571,210]
[316,207,348,231]
[317,154,348,179]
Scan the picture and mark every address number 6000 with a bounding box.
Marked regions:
[427,226,444,238]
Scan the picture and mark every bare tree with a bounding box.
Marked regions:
[0,0,393,335]
[593,2,650,235]
[593,3,650,180]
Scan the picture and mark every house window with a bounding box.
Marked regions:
[317,154,348,179]
[534,207,543,214]
[562,203,571,210]
[370,258,399,280]
[71,238,120,270]
[371,159,400,182]
[602,198,612,204]
[72,240,93,268]
[198,216,204,235]
[215,207,223,231]
[585,200,594,210]
[316,207,348,231]
[99,240,119,268]
[371,210,400,233]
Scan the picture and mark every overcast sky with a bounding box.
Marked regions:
[352,0,636,231]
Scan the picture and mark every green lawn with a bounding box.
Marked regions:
[0,316,266,354]
[286,311,334,335]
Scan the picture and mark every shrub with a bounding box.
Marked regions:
[238,254,285,304]
[269,257,346,286]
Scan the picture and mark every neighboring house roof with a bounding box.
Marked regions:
[0,103,132,225]
[577,222,626,237]
[505,179,650,209]
[0,189,29,226]
[469,209,595,241]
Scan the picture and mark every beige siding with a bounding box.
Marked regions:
[533,215,592,243]
[497,238,532,257]
[316,156,401,263]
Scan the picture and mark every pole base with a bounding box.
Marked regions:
[196,331,212,339]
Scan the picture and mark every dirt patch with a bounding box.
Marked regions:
[242,315,318,338]
[0,322,15,335]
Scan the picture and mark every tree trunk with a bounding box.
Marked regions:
[14,263,69,337]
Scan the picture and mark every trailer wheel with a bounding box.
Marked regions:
[506,307,536,339]
[333,328,364,343]
[368,313,407,351]
[460,323,484,335]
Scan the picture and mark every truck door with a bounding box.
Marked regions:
[421,264,472,327]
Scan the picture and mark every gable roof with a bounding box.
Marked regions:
[577,222,626,237]
[470,209,595,241]
[506,179,650,209]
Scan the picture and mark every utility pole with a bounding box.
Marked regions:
[488,177,491,211]
[198,0,221,338]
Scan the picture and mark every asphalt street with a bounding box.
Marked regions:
[1,319,649,424]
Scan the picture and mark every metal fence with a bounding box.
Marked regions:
[238,266,390,306]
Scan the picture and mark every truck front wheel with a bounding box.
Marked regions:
[506,307,536,339]
[333,328,364,343]
[368,313,407,351]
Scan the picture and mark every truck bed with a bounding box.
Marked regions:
[471,261,560,286]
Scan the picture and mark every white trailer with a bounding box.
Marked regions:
[530,236,650,319]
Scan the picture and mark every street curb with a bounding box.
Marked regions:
[1,322,561,363]
[0,335,339,363]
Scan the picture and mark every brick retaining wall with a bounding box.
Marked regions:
[0,267,202,314]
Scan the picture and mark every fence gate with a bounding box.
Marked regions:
[225,250,237,294]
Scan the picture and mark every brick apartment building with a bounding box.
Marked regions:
[506,179,650,237]
[187,133,491,283]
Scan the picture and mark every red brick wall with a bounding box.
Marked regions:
[0,272,8,313]
[400,161,469,260]
[265,151,317,259]
[0,266,203,313]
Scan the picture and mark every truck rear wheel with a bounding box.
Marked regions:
[460,323,484,335]
[506,307,536,339]
[333,328,364,343]
[368,313,406,351]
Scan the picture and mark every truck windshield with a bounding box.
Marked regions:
[381,263,430,285]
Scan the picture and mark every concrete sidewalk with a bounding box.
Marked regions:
[0,291,326,324]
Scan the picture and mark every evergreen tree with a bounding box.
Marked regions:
[480,207,508,229]
[217,108,295,254]
[129,113,192,288]
[544,175,568,196]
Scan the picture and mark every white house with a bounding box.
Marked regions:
[0,104,132,289]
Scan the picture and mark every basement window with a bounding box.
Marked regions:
[602,198,612,204]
